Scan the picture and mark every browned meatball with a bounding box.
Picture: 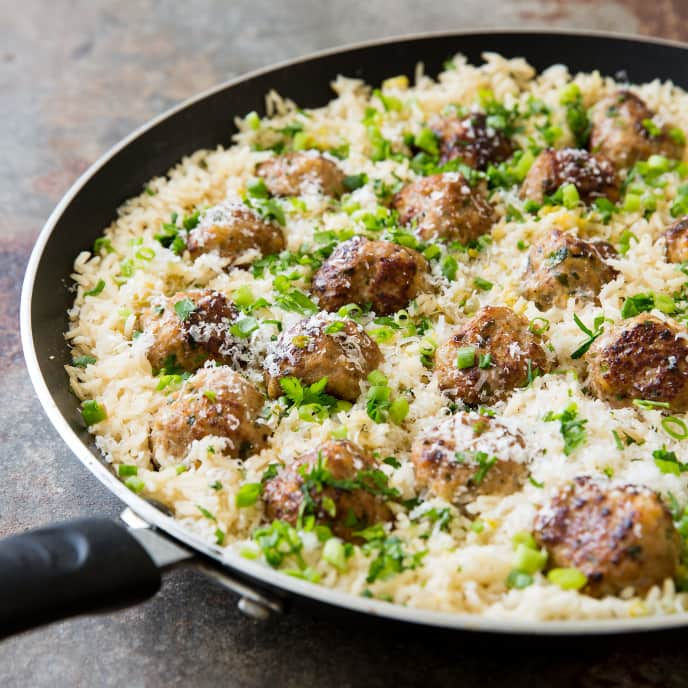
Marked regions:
[435,306,553,404]
[664,216,688,263]
[264,314,382,402]
[411,412,528,506]
[262,440,393,541]
[187,202,285,263]
[431,112,514,170]
[256,151,345,197]
[587,314,688,411]
[520,148,619,205]
[393,172,494,243]
[521,230,618,310]
[534,476,680,598]
[150,366,271,461]
[311,235,431,316]
[589,90,685,169]
[139,289,249,373]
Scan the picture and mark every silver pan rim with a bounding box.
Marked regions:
[20,28,688,635]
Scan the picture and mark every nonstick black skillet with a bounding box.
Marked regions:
[10,30,688,638]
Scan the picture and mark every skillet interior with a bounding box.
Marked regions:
[23,30,688,634]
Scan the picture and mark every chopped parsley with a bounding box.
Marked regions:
[653,446,688,475]
[560,83,590,147]
[173,298,196,321]
[279,376,346,423]
[72,355,96,368]
[356,525,426,583]
[544,403,587,456]
[621,292,675,318]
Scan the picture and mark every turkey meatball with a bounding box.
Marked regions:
[150,366,271,462]
[589,90,685,169]
[393,172,494,243]
[139,289,249,373]
[431,112,513,170]
[311,235,431,316]
[534,476,680,598]
[664,216,688,263]
[411,412,529,506]
[521,230,618,310]
[264,314,382,402]
[435,306,553,404]
[520,148,619,205]
[262,440,393,541]
[587,314,688,412]
[256,151,345,197]
[187,202,285,264]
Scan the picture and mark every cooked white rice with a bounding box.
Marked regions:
[65,52,688,622]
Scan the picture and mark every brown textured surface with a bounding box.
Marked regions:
[2,1,688,686]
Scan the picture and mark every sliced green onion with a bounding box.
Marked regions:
[473,276,493,291]
[623,193,642,212]
[125,476,145,494]
[236,483,262,507]
[232,285,255,309]
[528,317,550,335]
[389,397,409,425]
[561,183,580,209]
[324,321,345,334]
[506,569,533,589]
[512,531,538,550]
[135,247,155,261]
[367,370,388,386]
[322,538,348,571]
[81,400,106,426]
[456,347,476,369]
[547,567,587,590]
[633,399,671,410]
[117,464,138,477]
[662,416,688,440]
[245,111,261,130]
[513,544,547,574]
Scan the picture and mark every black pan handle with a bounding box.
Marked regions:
[0,518,161,638]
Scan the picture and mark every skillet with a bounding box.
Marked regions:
[8,29,688,638]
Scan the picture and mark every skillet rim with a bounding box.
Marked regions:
[20,28,688,635]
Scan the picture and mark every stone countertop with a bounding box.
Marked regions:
[2,1,688,686]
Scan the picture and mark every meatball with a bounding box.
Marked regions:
[187,201,285,264]
[534,476,680,598]
[262,440,393,541]
[411,412,529,506]
[431,112,513,170]
[521,230,618,310]
[587,314,688,412]
[256,151,345,197]
[139,289,249,373]
[393,172,494,243]
[435,306,553,404]
[520,148,619,205]
[664,216,688,263]
[264,314,382,402]
[311,235,431,316]
[589,90,685,169]
[150,366,271,462]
